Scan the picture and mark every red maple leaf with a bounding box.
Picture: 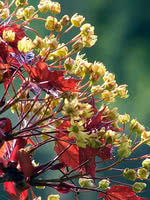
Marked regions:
[99,185,148,200]
[79,145,111,177]
[54,136,79,169]
[23,60,80,92]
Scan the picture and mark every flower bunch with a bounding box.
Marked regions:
[0,0,149,200]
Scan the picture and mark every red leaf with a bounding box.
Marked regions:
[0,117,12,134]
[23,61,80,92]
[97,144,111,160]
[99,185,148,200]
[9,139,27,162]
[79,145,111,177]
[18,149,34,177]
[79,146,96,177]
[56,120,71,138]
[54,136,79,169]
[4,182,19,200]
[4,182,29,200]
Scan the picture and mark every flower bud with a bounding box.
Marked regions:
[60,15,70,26]
[142,158,150,170]
[72,39,84,52]
[132,182,147,193]
[115,84,129,99]
[123,168,136,181]
[55,22,63,32]
[71,13,85,27]
[98,179,110,190]
[130,119,145,135]
[141,131,150,145]
[45,16,58,31]
[80,23,94,36]
[16,0,28,8]
[55,44,68,57]
[101,90,115,103]
[49,2,61,14]
[91,85,103,95]
[137,168,149,179]
[118,113,130,124]
[24,5,35,19]
[47,37,58,50]
[3,30,15,42]
[92,62,106,75]
[38,0,50,13]
[0,8,9,19]
[33,36,45,50]
[64,57,75,73]
[18,37,33,53]
[16,8,24,19]
[47,194,60,200]
[79,177,94,188]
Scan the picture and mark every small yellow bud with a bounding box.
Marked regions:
[118,113,130,124]
[98,179,110,190]
[47,194,60,200]
[45,16,58,31]
[16,0,28,8]
[47,37,58,50]
[123,168,136,181]
[83,34,97,47]
[91,85,103,95]
[33,36,46,50]
[38,0,50,13]
[0,8,9,19]
[49,2,61,14]
[92,62,106,76]
[130,119,145,135]
[142,158,150,170]
[115,84,129,99]
[141,131,150,146]
[137,168,149,179]
[24,5,35,20]
[80,23,94,36]
[16,8,24,19]
[71,13,85,27]
[55,44,68,57]
[132,182,147,193]
[18,37,33,53]
[101,90,115,102]
[72,39,84,52]
[79,177,94,187]
[64,57,75,73]
[3,30,15,42]
[103,72,115,82]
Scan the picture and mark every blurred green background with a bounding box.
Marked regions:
[1,0,150,199]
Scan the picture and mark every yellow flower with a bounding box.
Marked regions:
[71,13,85,27]
[3,30,15,42]
[18,37,33,53]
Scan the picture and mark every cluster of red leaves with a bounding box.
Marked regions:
[23,60,80,92]
[99,185,148,200]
